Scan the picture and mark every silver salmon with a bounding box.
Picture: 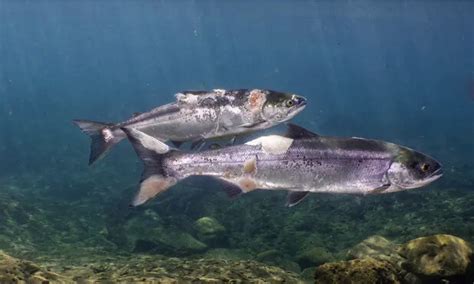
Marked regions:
[123,124,443,207]
[73,89,307,165]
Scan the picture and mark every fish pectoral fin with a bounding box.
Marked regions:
[285,123,320,139]
[368,183,391,194]
[286,191,310,207]
[228,136,237,146]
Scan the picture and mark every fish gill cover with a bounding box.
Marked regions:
[0,1,473,282]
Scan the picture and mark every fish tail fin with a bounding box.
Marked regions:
[122,127,177,206]
[72,119,120,165]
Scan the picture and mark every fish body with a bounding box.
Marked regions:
[124,124,443,207]
[73,89,307,165]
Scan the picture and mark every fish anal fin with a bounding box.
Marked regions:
[220,177,259,194]
[285,123,320,139]
[214,178,244,199]
[286,191,310,207]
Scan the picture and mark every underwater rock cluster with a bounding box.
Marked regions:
[2,173,474,282]
[0,250,300,283]
[314,234,474,283]
[0,250,67,283]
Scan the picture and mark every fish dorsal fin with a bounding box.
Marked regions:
[285,123,320,139]
[132,112,142,117]
[286,191,310,207]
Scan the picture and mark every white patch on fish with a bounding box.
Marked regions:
[175,93,199,105]
[248,89,266,112]
[102,128,114,142]
[243,156,257,175]
[246,135,294,155]
[212,89,226,96]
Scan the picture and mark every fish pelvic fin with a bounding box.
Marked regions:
[72,119,120,165]
[122,127,177,206]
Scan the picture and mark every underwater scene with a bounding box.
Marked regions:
[1,1,473,283]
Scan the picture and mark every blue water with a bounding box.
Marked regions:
[0,0,473,279]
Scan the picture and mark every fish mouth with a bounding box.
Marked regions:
[409,167,443,189]
[295,96,307,107]
[428,167,443,180]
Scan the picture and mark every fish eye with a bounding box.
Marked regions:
[420,163,430,172]
[285,100,295,107]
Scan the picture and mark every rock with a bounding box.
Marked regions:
[348,235,403,265]
[59,255,301,282]
[296,246,335,268]
[0,250,68,282]
[194,217,226,244]
[314,258,401,284]
[300,267,316,281]
[399,234,473,277]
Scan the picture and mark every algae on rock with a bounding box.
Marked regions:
[399,234,473,277]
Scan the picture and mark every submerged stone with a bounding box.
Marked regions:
[314,258,401,284]
[0,250,67,282]
[348,235,403,265]
[399,234,473,277]
[195,217,226,235]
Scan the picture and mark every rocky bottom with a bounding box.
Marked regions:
[2,233,474,283]
[0,251,301,283]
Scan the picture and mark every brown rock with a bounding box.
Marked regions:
[348,235,404,265]
[314,258,401,284]
[399,234,473,277]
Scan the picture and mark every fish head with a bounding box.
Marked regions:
[261,91,307,123]
[385,147,443,192]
